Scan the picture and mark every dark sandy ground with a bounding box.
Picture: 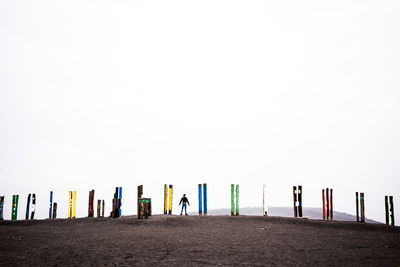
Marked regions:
[1,215,399,266]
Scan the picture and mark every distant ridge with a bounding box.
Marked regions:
[190,207,380,223]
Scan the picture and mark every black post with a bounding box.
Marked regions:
[52,203,57,219]
[360,193,365,223]
[330,188,333,220]
[25,194,31,220]
[97,200,101,217]
[298,185,302,218]
[385,196,389,225]
[389,196,394,226]
[102,200,105,217]
[293,186,297,218]
[356,192,359,222]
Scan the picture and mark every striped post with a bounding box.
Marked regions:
[168,185,173,215]
[49,191,53,219]
[198,184,202,215]
[322,189,326,220]
[293,186,297,218]
[298,186,302,217]
[164,184,168,214]
[203,183,207,215]
[25,194,31,220]
[231,184,235,216]
[30,194,36,220]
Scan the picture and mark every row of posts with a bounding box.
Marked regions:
[0,187,397,225]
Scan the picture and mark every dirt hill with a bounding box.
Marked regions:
[0,215,398,266]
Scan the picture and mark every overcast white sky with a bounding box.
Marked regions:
[0,0,399,223]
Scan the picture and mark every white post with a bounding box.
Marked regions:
[263,185,268,216]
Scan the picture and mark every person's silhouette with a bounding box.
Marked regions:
[179,194,190,215]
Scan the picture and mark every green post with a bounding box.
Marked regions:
[231,184,235,216]
[235,185,239,216]
[12,195,19,220]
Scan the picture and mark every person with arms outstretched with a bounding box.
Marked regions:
[179,194,190,215]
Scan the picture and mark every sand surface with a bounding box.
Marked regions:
[1,215,399,266]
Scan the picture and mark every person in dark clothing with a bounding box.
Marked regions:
[179,194,190,215]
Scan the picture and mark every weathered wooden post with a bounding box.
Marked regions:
[298,186,302,217]
[52,202,57,219]
[97,200,101,217]
[30,194,36,220]
[49,191,53,219]
[231,184,235,216]
[102,200,105,217]
[293,186,298,217]
[326,188,330,220]
[236,185,239,216]
[137,185,143,219]
[330,188,333,219]
[360,193,365,223]
[263,185,268,216]
[204,183,207,215]
[322,189,326,219]
[11,195,19,220]
[0,196,4,220]
[68,191,72,218]
[164,184,168,214]
[389,196,395,226]
[198,184,203,215]
[25,194,31,220]
[168,185,173,214]
[88,190,95,217]
[355,192,359,222]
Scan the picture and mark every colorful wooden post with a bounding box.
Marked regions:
[231,184,235,216]
[231,184,239,216]
[72,191,76,218]
[263,185,268,216]
[97,200,101,217]
[52,202,57,219]
[355,192,359,222]
[322,189,326,220]
[198,184,203,215]
[49,191,53,219]
[0,196,4,220]
[298,186,302,217]
[326,188,330,220]
[119,187,122,216]
[168,185,173,214]
[30,194,36,220]
[203,183,207,215]
[11,195,19,220]
[137,185,143,219]
[25,194,31,220]
[102,200,105,217]
[68,191,72,218]
[360,193,365,223]
[88,190,95,217]
[164,184,168,214]
[293,186,298,217]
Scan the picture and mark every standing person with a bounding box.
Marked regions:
[179,194,190,216]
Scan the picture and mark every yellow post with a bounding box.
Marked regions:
[68,191,72,218]
[168,185,173,214]
[72,191,77,218]
[164,184,168,214]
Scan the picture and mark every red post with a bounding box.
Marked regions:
[322,189,326,220]
[326,188,330,220]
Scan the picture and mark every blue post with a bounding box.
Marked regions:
[198,184,202,215]
[49,191,53,219]
[119,187,122,216]
[203,183,207,215]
